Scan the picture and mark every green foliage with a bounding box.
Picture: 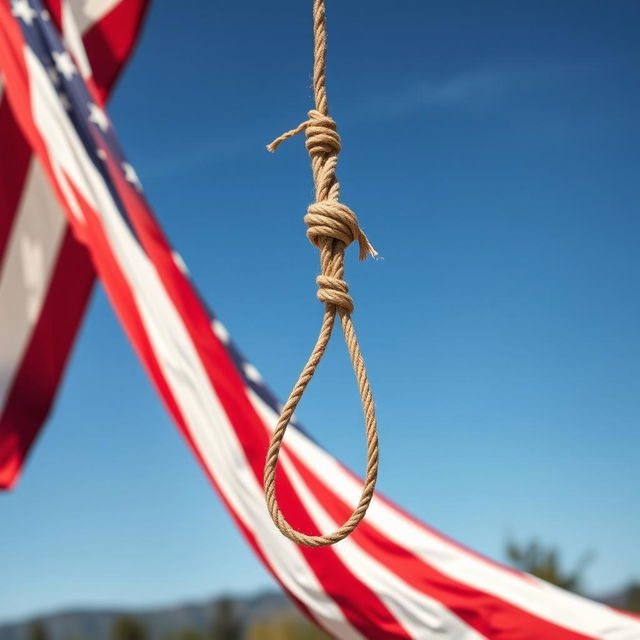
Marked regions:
[246,613,330,640]
[28,621,48,640]
[210,599,241,640]
[623,583,640,614]
[506,538,593,593]
[111,616,148,640]
[163,629,207,640]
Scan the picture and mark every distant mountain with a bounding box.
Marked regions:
[3,584,637,640]
[0,592,303,640]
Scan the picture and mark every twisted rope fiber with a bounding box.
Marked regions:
[264,0,380,547]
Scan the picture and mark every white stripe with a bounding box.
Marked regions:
[66,0,122,34]
[250,389,487,639]
[0,0,128,414]
[24,32,640,640]
[249,389,640,639]
[0,160,66,413]
[0,0,128,416]
[62,1,92,79]
[276,442,488,640]
[133,274,363,640]
[25,48,362,640]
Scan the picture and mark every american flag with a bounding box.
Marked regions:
[1,2,639,638]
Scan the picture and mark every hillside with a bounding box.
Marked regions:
[0,592,326,640]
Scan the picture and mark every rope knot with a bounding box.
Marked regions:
[267,113,377,262]
[305,201,375,262]
[263,0,380,548]
[304,109,341,157]
[266,109,341,156]
[316,274,353,313]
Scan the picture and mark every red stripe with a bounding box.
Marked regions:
[104,165,413,639]
[82,0,150,101]
[285,450,597,640]
[4,5,635,639]
[0,43,338,626]
[374,474,530,582]
[121,160,593,637]
[0,0,149,487]
[0,6,353,635]
[59,178,337,639]
[0,226,93,488]
[0,0,148,264]
[0,24,413,622]
[43,0,63,30]
[101,139,611,639]
[0,98,32,260]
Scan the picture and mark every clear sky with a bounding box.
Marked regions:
[1,0,639,622]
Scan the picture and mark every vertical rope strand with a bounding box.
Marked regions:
[263,0,379,547]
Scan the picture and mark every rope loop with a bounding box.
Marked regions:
[264,0,380,547]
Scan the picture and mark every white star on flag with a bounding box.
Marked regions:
[88,103,109,132]
[47,66,60,86]
[11,0,37,25]
[52,51,76,81]
[59,93,71,111]
[122,162,143,192]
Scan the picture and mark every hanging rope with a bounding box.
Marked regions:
[263,0,380,547]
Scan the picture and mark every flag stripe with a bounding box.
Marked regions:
[78,0,149,101]
[0,224,92,487]
[279,450,489,639]
[265,398,636,639]
[62,179,366,640]
[282,443,595,640]
[0,97,32,259]
[86,140,414,640]
[2,2,640,638]
[0,0,149,488]
[109,177,440,638]
[0,159,67,413]
[6,43,364,633]
[4,26,471,636]
[108,175,423,637]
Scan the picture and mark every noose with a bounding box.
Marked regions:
[263,0,379,547]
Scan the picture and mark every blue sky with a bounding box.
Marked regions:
[1,0,639,622]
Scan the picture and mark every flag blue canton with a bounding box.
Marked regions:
[11,0,142,235]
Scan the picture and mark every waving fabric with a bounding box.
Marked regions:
[0,2,638,638]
